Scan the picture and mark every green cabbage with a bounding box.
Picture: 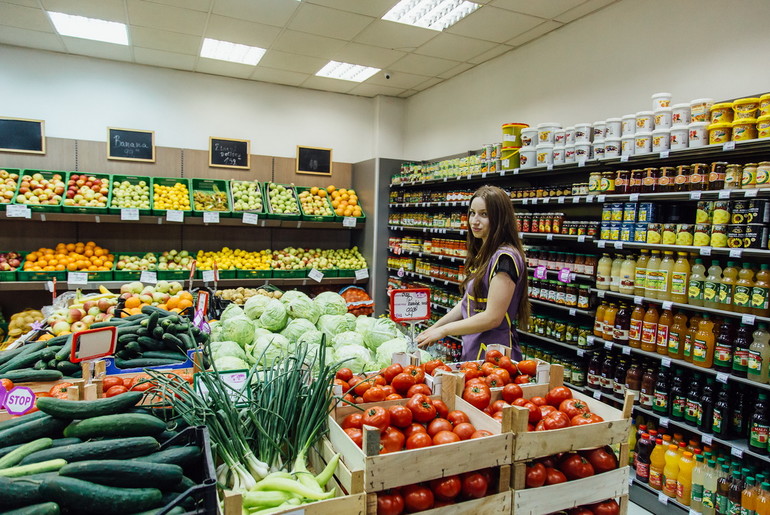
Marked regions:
[280,318,317,343]
[251,333,291,366]
[280,290,310,305]
[363,317,403,351]
[305,343,335,376]
[209,320,222,342]
[243,295,272,320]
[316,314,356,344]
[297,330,324,347]
[219,315,255,348]
[374,337,430,369]
[332,331,365,351]
[214,355,250,371]
[254,327,272,340]
[333,344,373,374]
[210,341,247,363]
[313,291,348,316]
[284,295,320,324]
[259,298,288,332]
[219,303,245,323]
[355,315,375,335]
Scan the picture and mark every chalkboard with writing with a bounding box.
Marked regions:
[209,137,250,169]
[107,127,155,162]
[296,146,332,176]
[0,117,45,154]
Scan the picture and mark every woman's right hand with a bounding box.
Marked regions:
[415,325,446,348]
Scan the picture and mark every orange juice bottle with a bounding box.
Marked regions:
[641,305,660,352]
[663,444,681,498]
[649,438,667,491]
[692,314,715,368]
[677,451,695,506]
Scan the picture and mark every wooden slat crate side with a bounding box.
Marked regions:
[316,437,365,494]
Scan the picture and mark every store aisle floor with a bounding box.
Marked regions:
[628,502,654,514]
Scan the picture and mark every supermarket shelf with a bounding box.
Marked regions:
[594,240,770,258]
[431,302,452,312]
[521,233,594,242]
[629,473,689,515]
[526,266,594,282]
[388,225,467,236]
[388,247,465,264]
[389,200,470,209]
[529,298,595,317]
[387,267,462,287]
[518,329,585,355]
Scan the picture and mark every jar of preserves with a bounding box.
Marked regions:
[600,172,616,192]
[742,163,758,189]
[578,326,592,348]
[578,285,591,309]
[565,323,577,344]
[674,164,692,191]
[566,283,578,307]
[725,164,742,190]
[689,163,708,190]
[642,167,660,193]
[552,212,564,234]
[589,172,602,193]
[628,169,644,194]
[615,170,630,194]
[708,161,727,190]
[658,166,676,192]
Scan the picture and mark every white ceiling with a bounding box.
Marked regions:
[0,0,618,98]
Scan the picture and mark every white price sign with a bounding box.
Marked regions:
[343,216,357,228]
[308,268,324,283]
[719,190,731,199]
[716,372,729,384]
[731,447,743,458]
[597,195,606,203]
[6,205,31,218]
[597,290,606,298]
[662,301,673,311]
[659,417,670,428]
[660,151,670,159]
[597,240,606,248]
[355,268,369,280]
[166,210,184,222]
[558,197,565,204]
[630,193,639,202]
[690,191,702,200]
[614,241,623,249]
[593,390,602,400]
[661,358,672,368]
[203,211,220,224]
[622,346,631,355]
[723,141,736,151]
[745,189,759,198]
[729,249,742,258]
[68,272,88,285]
[604,341,613,350]
[242,213,259,225]
[140,271,157,284]
[201,270,216,283]
[121,208,139,221]
[658,492,669,505]
[742,314,756,326]
[578,235,586,243]
[621,155,630,162]
[390,288,430,322]
[702,434,713,445]
[634,296,643,305]
[700,247,712,256]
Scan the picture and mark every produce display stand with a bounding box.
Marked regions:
[0,168,21,212]
[61,171,113,215]
[191,178,232,217]
[107,174,153,216]
[265,183,301,221]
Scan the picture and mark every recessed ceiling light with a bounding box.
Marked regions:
[382,0,480,31]
[200,38,266,66]
[316,61,380,82]
[47,11,128,45]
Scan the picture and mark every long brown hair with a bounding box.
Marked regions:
[461,185,530,329]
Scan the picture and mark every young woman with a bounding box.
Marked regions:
[416,185,530,360]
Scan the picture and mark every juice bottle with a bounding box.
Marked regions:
[728,468,745,515]
[610,254,624,292]
[756,482,770,515]
[690,258,708,307]
[629,305,645,348]
[663,443,681,497]
[703,459,718,515]
[713,319,735,372]
[658,251,676,301]
[633,423,647,468]
[697,377,716,433]
[752,264,770,317]
[603,302,618,341]
[691,453,706,513]
[596,253,612,290]
[684,315,703,363]
[636,432,654,483]
[657,308,674,355]
[671,252,691,303]
[743,476,758,515]
[641,305,659,352]
[748,393,769,455]
[619,254,637,294]
[677,451,695,505]
[704,260,724,310]
[613,302,631,346]
[669,311,689,359]
[640,364,657,410]
[712,384,732,438]
[693,314,716,368]
[653,368,670,415]
[649,437,666,490]
[646,250,663,299]
[684,373,702,426]
[748,323,770,384]
[717,465,733,515]
[720,261,739,311]
[670,369,686,421]
[635,249,650,296]
[733,324,752,378]
[734,263,755,314]
[594,301,607,337]
[731,390,747,439]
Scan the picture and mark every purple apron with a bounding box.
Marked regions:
[460,246,525,361]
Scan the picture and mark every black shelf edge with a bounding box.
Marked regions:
[526,266,594,282]
[388,225,467,236]
[388,247,465,264]
[386,267,462,287]
[529,298,595,317]
[594,240,770,258]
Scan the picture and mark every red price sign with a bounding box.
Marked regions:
[389,288,431,322]
[69,327,117,363]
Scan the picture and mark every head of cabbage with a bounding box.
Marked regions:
[316,314,356,344]
[213,355,250,371]
[210,341,248,363]
[332,330,365,351]
[250,333,291,366]
[280,318,317,343]
[284,295,320,324]
[313,291,348,316]
[258,298,288,332]
[355,315,375,335]
[297,330,324,347]
[374,337,431,370]
[219,315,255,348]
[363,317,403,351]
[219,303,245,323]
[333,344,373,374]
[280,290,310,305]
[243,295,272,320]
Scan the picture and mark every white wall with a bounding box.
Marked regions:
[404,0,770,161]
[0,45,393,164]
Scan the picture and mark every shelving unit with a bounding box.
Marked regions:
[387,246,465,264]
[387,224,467,236]
[529,298,595,318]
[526,267,594,283]
[594,240,770,258]
[386,267,462,286]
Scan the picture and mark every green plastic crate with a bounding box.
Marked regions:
[334,211,366,225]
[192,178,232,217]
[236,269,272,279]
[272,269,306,278]
[17,268,67,281]
[296,186,335,222]
[151,177,193,216]
[319,268,339,278]
[0,168,21,212]
[196,268,236,280]
[109,175,153,216]
[112,252,159,281]
[229,180,266,217]
[337,269,357,278]
[15,170,68,212]
[85,270,113,282]
[265,183,301,220]
[61,172,112,214]
[157,269,191,281]
[0,253,22,281]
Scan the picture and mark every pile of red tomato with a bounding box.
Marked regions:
[525,445,618,489]
[376,467,497,514]
[562,499,621,515]
[335,361,443,405]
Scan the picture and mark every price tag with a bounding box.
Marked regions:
[597,240,606,248]
[513,168,519,175]
[499,170,505,176]
[242,212,259,225]
[481,172,487,178]
[723,141,736,151]
[719,189,731,199]
[444,177,448,182]
[569,308,577,316]
[598,195,606,203]
[355,268,369,280]
[730,249,742,258]
[543,197,551,204]
[587,336,596,345]
[593,390,602,400]
[279,509,304,515]
[745,189,759,198]
[3,386,35,416]
[166,210,184,222]
[662,301,673,311]
[572,196,580,203]
[120,208,139,221]
[586,195,595,203]
[578,159,586,167]
[659,417,670,429]
[658,493,669,505]
[621,155,630,162]
[140,271,157,284]
[597,290,606,298]
[660,151,670,159]
[201,270,215,283]
[634,296,643,305]
[716,372,729,384]
[742,314,756,325]
[630,193,640,202]
[604,341,613,350]
[614,241,623,249]
[547,165,553,171]
[558,197,565,204]
[6,205,31,218]
[308,268,324,283]
[547,233,554,241]
[523,198,530,205]
[203,211,220,224]
[731,447,743,458]
[700,247,712,256]
[67,272,88,285]
[662,358,672,368]
[690,191,702,200]
[622,346,631,355]
[534,265,548,280]
[702,434,713,445]
[578,235,586,243]
[343,216,357,228]
[558,268,572,283]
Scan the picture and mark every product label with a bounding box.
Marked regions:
[653,391,668,411]
[613,381,625,395]
[714,344,732,366]
[751,285,769,310]
[656,325,670,352]
[587,372,600,387]
[693,338,708,362]
[717,494,729,515]
[599,376,612,389]
[565,293,577,305]
[620,274,634,289]
[649,469,664,489]
[689,279,704,300]
[683,334,693,358]
[647,270,664,292]
[750,422,769,449]
[665,477,678,495]
[613,328,629,342]
[594,318,604,335]
[671,272,688,295]
[640,391,653,408]
[685,399,701,421]
[718,283,733,305]
[636,462,650,480]
[748,350,763,372]
[733,349,749,372]
[676,481,686,499]
[704,280,719,302]
[713,409,724,432]
[668,331,682,354]
[702,489,716,508]
[642,321,658,346]
[672,395,686,418]
[733,412,744,434]
[629,319,643,342]
[729,499,741,515]
[691,484,704,504]
[734,285,752,308]
[635,268,647,289]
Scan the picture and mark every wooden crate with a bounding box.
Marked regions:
[327,375,513,493]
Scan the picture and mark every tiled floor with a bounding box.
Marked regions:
[628,501,655,515]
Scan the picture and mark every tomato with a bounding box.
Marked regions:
[423,359,443,376]
[462,384,491,411]
[406,383,432,398]
[485,349,503,365]
[405,431,433,449]
[380,426,405,453]
[490,400,510,414]
[342,413,364,430]
[430,475,461,501]
[517,359,538,376]
[493,368,511,385]
[559,399,591,418]
[336,368,353,382]
[461,472,488,499]
[362,406,391,433]
[462,363,484,381]
[406,394,437,423]
[433,364,452,373]
[403,423,427,438]
[525,462,546,488]
[514,374,532,384]
[447,410,470,426]
[545,467,567,485]
[381,385,395,396]
[470,430,492,439]
[402,484,433,513]
[590,499,620,515]
[104,384,127,397]
[465,377,487,387]
[49,382,74,399]
[385,394,403,401]
[348,376,362,389]
[559,453,595,480]
[101,377,124,391]
[343,393,356,405]
[431,399,449,420]
[529,396,547,407]
[130,374,155,391]
[542,411,571,430]
[381,364,403,384]
[522,401,542,424]
[498,355,517,375]
[388,405,413,429]
[353,377,375,397]
[511,397,529,407]
[377,491,405,515]
[354,396,365,404]
[0,378,13,390]
[374,375,387,387]
[432,430,461,445]
[452,422,476,440]
[403,365,425,383]
[539,405,557,418]
[534,419,547,431]
[484,374,505,388]
[427,418,453,437]
[545,386,573,407]
[571,413,604,425]
[363,386,388,403]
[391,373,417,395]
[334,378,351,393]
[582,446,618,473]
[344,427,363,448]
[481,362,498,377]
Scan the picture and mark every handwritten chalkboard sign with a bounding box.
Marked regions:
[107,127,155,162]
[0,117,45,154]
[209,137,250,169]
[296,146,332,176]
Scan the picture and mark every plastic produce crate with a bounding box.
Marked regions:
[191,178,231,217]
[151,177,193,216]
[271,269,306,278]
[112,251,159,281]
[61,172,112,214]
[15,169,68,212]
[296,186,335,222]
[108,174,153,216]
[235,269,272,279]
[229,180,265,216]
[0,252,22,281]
[265,183,301,220]
[335,211,366,224]
[0,168,21,212]
[195,268,236,280]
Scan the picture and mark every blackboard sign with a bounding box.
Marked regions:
[209,137,250,169]
[296,146,332,176]
[107,127,155,162]
[0,117,45,154]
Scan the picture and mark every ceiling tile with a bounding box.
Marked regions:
[300,75,358,94]
[437,62,474,79]
[62,36,133,61]
[490,0,586,19]
[366,70,430,89]
[398,89,417,98]
[414,33,497,62]
[145,0,212,11]
[289,3,374,40]
[272,30,347,60]
[259,49,327,74]
[348,82,405,98]
[130,26,201,54]
[353,20,437,51]
[467,43,512,64]
[554,0,617,23]
[447,6,542,43]
[250,66,308,87]
[196,57,255,79]
[133,46,196,70]
[3,0,38,7]
[332,42,405,69]
[412,77,442,92]
[41,0,126,22]
[303,0,396,18]
[389,53,458,76]
[212,0,300,27]
[0,25,65,52]
[127,0,208,35]
[506,20,562,47]
[205,15,281,48]
[0,3,54,32]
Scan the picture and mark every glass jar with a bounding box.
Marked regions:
[725,164,742,190]
[690,163,708,190]
[628,169,644,194]
[742,163,758,189]
[578,285,591,309]
[708,161,727,190]
[642,167,660,193]
[658,166,676,193]
[615,170,630,194]
[674,164,692,191]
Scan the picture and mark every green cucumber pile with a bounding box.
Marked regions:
[0,390,205,515]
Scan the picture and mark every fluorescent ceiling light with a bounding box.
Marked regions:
[200,38,266,66]
[47,11,128,45]
[382,0,480,31]
[316,61,380,82]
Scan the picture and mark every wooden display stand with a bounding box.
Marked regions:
[67,359,107,400]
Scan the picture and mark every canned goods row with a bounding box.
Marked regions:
[388,189,475,204]
[509,183,590,199]
[387,211,468,230]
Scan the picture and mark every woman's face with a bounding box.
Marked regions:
[469,196,490,242]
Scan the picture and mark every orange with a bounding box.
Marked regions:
[124,297,141,309]
[178,299,193,310]
[318,189,327,197]
[55,264,65,271]
[65,243,75,252]
[327,185,336,193]
[156,304,168,311]
[166,297,179,310]
[179,291,193,302]
[84,249,94,257]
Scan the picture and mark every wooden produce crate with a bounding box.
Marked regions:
[327,375,513,493]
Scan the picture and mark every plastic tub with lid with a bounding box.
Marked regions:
[565,127,576,145]
[521,127,538,147]
[605,138,621,158]
[634,131,652,154]
[758,114,770,138]
[621,114,636,136]
[620,136,634,156]
[708,122,732,144]
[502,123,529,147]
[574,123,591,144]
[520,147,537,169]
[554,129,566,146]
[732,119,757,141]
[575,142,590,162]
[672,103,691,126]
[535,143,554,167]
[670,126,689,150]
[652,129,671,152]
[690,98,714,122]
[652,92,672,110]
[733,97,761,120]
[635,111,654,132]
[537,122,561,145]
[760,94,770,117]
[564,145,576,164]
[654,108,672,130]
[501,147,521,170]
[688,122,709,147]
[592,121,606,141]
[592,141,605,160]
[606,118,622,138]
[710,102,734,124]
[553,146,566,165]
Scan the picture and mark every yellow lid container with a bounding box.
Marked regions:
[759,93,770,117]
[501,123,529,147]
[710,102,734,124]
[757,114,770,139]
[708,122,732,144]
[731,118,757,141]
[733,97,761,120]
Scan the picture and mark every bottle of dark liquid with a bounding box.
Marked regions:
[613,302,631,346]
[698,377,716,433]
[714,320,735,373]
[748,393,769,455]
[685,373,703,426]
[586,351,602,391]
[670,369,687,421]
[625,359,642,405]
[613,357,629,399]
[727,468,744,515]
[653,368,670,415]
[633,424,648,469]
[600,351,615,395]
[712,383,732,438]
[716,464,732,515]
[731,390,747,441]
[732,323,751,378]
[640,363,657,409]
[636,433,655,483]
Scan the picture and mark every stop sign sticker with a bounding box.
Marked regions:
[5,386,35,415]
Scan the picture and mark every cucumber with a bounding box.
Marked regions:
[146,311,160,333]
[90,319,129,328]
[118,333,140,345]
[0,346,27,367]
[177,332,195,350]
[134,445,201,468]
[136,327,150,337]
[59,459,183,488]
[125,341,142,355]
[46,359,58,369]
[0,437,53,469]
[39,476,163,515]
[152,326,165,339]
[32,359,48,371]
[20,436,160,465]
[0,477,40,509]
[172,474,196,492]
[115,357,186,369]
[0,410,47,433]
[40,346,62,362]
[141,305,172,317]
[43,334,71,347]
[0,502,61,515]
[129,506,185,515]
[140,351,188,361]
[0,415,68,448]
[157,430,179,443]
[36,391,143,419]
[0,369,63,383]
[63,414,167,439]
[161,333,184,348]
[123,313,148,321]
[55,360,80,376]
[137,336,165,351]
[0,343,49,373]
[0,458,67,477]
[53,337,73,361]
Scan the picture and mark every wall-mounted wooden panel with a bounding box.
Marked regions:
[0,221,78,251]
[77,140,181,177]
[0,138,76,171]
